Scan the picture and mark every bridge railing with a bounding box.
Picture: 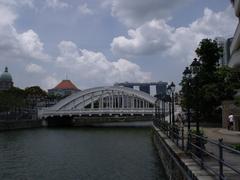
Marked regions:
[154,118,240,180]
[38,108,157,118]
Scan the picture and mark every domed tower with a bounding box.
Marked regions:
[0,66,14,91]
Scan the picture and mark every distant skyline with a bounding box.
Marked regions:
[0,0,237,90]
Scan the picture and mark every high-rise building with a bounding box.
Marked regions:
[114,81,168,96]
[224,38,233,66]
[0,67,14,91]
[215,37,233,67]
[215,37,226,66]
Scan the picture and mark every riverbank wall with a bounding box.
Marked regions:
[0,120,42,131]
[72,116,154,126]
[152,125,215,180]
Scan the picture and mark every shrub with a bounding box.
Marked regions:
[232,144,240,151]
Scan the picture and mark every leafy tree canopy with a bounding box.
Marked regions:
[180,38,240,122]
[25,86,47,98]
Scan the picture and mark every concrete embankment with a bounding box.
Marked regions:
[152,125,215,180]
[72,116,154,126]
[0,120,42,131]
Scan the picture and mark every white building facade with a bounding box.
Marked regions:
[229,0,240,67]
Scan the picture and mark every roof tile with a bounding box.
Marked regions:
[54,80,79,90]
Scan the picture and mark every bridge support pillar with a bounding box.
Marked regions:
[111,91,114,109]
[42,119,48,127]
[131,96,134,109]
[122,93,124,109]
[91,93,94,109]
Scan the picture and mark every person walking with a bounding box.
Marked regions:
[228,114,234,130]
[176,113,184,127]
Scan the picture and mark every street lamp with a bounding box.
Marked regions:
[190,58,201,75]
[170,82,175,125]
[162,95,166,122]
[183,67,192,131]
[167,86,172,125]
[190,58,201,134]
[154,94,162,125]
[183,67,192,79]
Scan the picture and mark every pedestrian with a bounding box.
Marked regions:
[228,114,234,130]
[176,113,184,128]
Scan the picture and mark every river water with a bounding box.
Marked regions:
[0,127,167,180]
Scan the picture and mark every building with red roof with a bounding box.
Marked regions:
[48,79,80,98]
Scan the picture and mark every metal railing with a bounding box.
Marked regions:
[154,118,240,180]
[38,108,156,118]
[154,119,185,151]
[188,132,240,180]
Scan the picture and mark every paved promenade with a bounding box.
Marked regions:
[203,128,240,144]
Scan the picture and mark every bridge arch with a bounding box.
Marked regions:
[39,86,157,118]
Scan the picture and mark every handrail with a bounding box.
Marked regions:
[188,131,240,180]
[154,119,185,151]
[221,143,240,154]
[154,118,240,180]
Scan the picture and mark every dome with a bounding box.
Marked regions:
[0,67,13,82]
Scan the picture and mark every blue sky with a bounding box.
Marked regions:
[0,0,237,90]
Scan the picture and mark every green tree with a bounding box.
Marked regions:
[24,86,47,108]
[0,87,26,112]
[25,86,47,97]
[181,39,239,123]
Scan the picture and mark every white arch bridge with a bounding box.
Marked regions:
[38,86,159,121]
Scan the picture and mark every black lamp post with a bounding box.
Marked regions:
[167,86,172,125]
[183,66,192,131]
[162,96,166,122]
[190,58,201,74]
[170,82,176,125]
[190,58,201,134]
[154,94,162,124]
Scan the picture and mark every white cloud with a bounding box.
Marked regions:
[111,19,174,56]
[0,0,34,8]
[56,41,151,85]
[25,63,45,74]
[0,5,49,62]
[0,4,17,26]
[45,0,68,9]
[167,6,237,61]
[78,3,93,15]
[17,30,50,61]
[42,75,59,89]
[190,7,235,36]
[103,0,192,27]
[111,6,237,62]
[0,3,151,89]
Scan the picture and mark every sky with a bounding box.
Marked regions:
[0,0,237,90]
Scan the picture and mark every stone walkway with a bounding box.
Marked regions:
[203,128,240,144]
